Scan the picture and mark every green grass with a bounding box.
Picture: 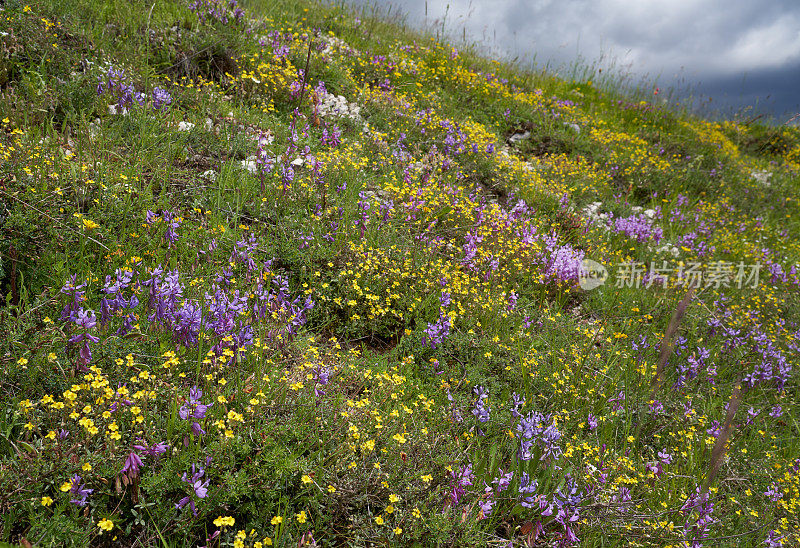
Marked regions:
[0,0,798,546]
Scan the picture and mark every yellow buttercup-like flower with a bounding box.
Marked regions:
[213,516,235,528]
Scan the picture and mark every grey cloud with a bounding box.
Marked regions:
[346,0,800,118]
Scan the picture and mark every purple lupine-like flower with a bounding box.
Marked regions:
[646,461,663,477]
[133,439,169,457]
[423,312,452,349]
[179,386,212,436]
[507,290,518,311]
[545,245,584,281]
[471,385,490,424]
[70,307,97,331]
[649,399,664,414]
[681,486,716,547]
[355,191,372,237]
[176,462,210,516]
[478,484,497,518]
[100,268,136,326]
[764,530,786,547]
[60,275,87,321]
[313,366,331,397]
[518,472,539,508]
[542,234,585,283]
[152,87,172,110]
[587,413,598,431]
[447,463,475,507]
[477,494,494,518]
[612,213,663,243]
[173,300,202,347]
[280,159,295,191]
[189,0,243,24]
[549,477,582,544]
[161,210,181,248]
[67,308,100,369]
[511,393,525,419]
[121,451,143,478]
[611,485,632,513]
[256,133,276,185]
[493,469,514,493]
[67,474,93,507]
[607,391,626,414]
[517,411,562,462]
[122,437,169,479]
[98,66,147,110]
[446,389,463,423]
[764,485,783,502]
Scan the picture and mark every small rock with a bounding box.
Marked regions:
[655,243,680,257]
[507,131,531,145]
[240,156,258,174]
[751,170,772,186]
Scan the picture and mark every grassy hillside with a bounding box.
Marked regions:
[0,0,798,546]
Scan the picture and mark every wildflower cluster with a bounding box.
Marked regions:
[1,0,798,547]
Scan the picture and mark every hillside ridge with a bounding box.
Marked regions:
[0,0,798,546]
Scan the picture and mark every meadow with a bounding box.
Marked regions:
[0,0,798,546]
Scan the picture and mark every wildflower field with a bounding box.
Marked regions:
[0,0,799,546]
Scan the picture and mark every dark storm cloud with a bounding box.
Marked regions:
[347,0,800,119]
[691,64,800,120]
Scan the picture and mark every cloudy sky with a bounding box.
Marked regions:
[348,0,800,122]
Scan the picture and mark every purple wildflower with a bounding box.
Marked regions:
[66,475,93,507]
[764,485,782,502]
[121,451,143,478]
[517,411,562,462]
[179,386,212,436]
[423,312,452,349]
[133,439,170,457]
[152,87,172,110]
[67,308,100,369]
[612,214,663,243]
[511,393,525,419]
[176,462,210,516]
[764,530,786,547]
[471,385,490,424]
[447,463,474,507]
[518,472,539,508]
